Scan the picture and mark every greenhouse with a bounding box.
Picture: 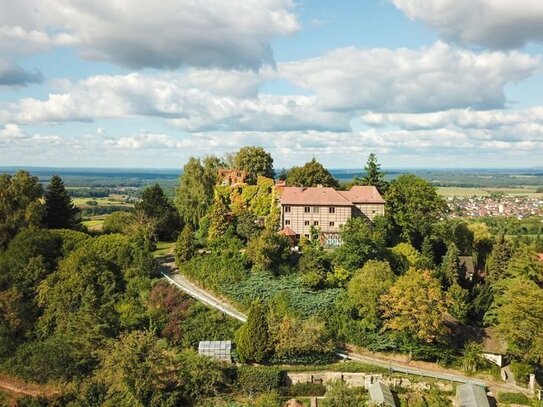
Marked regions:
[198,340,232,362]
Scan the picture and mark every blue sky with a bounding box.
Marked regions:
[1,0,543,169]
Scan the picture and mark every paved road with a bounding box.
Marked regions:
[159,257,247,322]
[159,256,533,394]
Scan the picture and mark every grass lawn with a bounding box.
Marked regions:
[153,241,175,257]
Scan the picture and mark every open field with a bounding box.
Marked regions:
[437,186,543,197]
[82,217,105,231]
[72,195,134,208]
[153,241,175,257]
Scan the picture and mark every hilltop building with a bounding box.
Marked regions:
[279,185,385,246]
[218,169,247,186]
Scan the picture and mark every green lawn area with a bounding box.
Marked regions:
[153,241,175,257]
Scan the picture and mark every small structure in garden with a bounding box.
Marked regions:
[198,340,232,362]
[480,328,507,367]
[368,381,397,406]
[456,383,490,407]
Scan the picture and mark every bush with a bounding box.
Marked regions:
[497,392,531,405]
[284,382,326,397]
[511,361,533,386]
[237,366,282,395]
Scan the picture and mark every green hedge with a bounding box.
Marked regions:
[497,392,531,405]
[283,382,326,397]
[237,366,282,395]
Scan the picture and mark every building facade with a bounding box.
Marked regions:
[279,185,385,246]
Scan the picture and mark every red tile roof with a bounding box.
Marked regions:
[279,227,296,237]
[280,185,385,206]
[339,186,385,204]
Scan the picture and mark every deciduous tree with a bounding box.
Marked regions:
[136,184,181,241]
[381,269,451,343]
[285,158,339,188]
[233,146,274,184]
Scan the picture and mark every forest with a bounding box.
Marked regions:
[1,147,543,406]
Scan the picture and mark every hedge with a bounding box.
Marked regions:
[237,366,282,395]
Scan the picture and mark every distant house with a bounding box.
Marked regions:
[480,328,507,367]
[368,381,397,407]
[279,185,385,246]
[456,383,490,407]
[198,340,232,363]
[217,169,247,186]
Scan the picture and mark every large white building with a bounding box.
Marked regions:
[279,185,385,246]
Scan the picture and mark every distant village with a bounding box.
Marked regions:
[447,194,543,218]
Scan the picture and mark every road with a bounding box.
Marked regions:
[159,256,532,394]
[159,257,247,322]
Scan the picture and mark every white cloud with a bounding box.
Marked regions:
[279,42,541,112]
[3,72,351,132]
[0,0,299,69]
[392,0,543,49]
[0,123,27,140]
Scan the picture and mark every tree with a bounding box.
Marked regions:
[285,158,339,188]
[102,211,134,234]
[385,175,447,248]
[391,242,422,268]
[235,210,262,242]
[485,235,511,285]
[381,269,451,343]
[245,230,290,274]
[438,243,462,288]
[356,153,388,194]
[496,278,543,360]
[175,225,196,264]
[468,222,493,268]
[236,302,271,363]
[135,184,181,241]
[299,246,332,289]
[0,171,43,248]
[506,244,543,285]
[207,197,231,242]
[175,156,222,227]
[44,175,81,229]
[233,146,274,184]
[347,260,395,330]
[448,282,471,324]
[419,237,435,269]
[335,217,384,271]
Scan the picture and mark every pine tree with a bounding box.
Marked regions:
[235,302,271,363]
[360,153,388,194]
[439,243,461,288]
[44,175,80,229]
[485,235,511,284]
[419,237,435,269]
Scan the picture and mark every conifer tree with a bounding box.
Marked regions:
[44,175,80,229]
[360,153,388,194]
[235,302,271,363]
[419,237,435,269]
[439,243,461,288]
[207,197,230,242]
[485,235,511,284]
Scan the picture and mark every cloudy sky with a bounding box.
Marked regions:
[1,0,543,169]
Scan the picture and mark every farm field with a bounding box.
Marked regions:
[437,186,542,197]
[72,195,134,208]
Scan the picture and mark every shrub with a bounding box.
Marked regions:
[237,366,281,395]
[285,382,326,397]
[497,392,531,405]
[510,361,533,386]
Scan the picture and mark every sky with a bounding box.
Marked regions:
[1,0,543,169]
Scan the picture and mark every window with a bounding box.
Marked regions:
[304,234,310,239]
[329,207,335,213]
[329,221,335,227]
[313,206,319,214]
[284,206,291,213]
[313,221,319,226]
[304,207,310,213]
[304,221,310,226]
[285,220,291,225]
